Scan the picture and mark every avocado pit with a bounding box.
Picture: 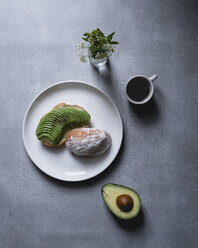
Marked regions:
[116,194,133,212]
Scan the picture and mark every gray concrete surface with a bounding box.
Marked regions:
[0,0,198,247]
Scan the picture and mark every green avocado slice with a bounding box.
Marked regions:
[102,183,141,220]
[36,107,90,145]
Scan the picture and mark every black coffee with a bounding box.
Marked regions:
[127,77,150,102]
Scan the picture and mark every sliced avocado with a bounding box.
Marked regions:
[36,107,90,145]
[102,183,141,220]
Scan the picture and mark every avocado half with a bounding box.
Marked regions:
[36,107,90,146]
[102,183,141,220]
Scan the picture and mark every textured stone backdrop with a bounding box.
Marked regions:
[0,0,198,247]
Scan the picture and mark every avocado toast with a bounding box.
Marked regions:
[36,103,90,147]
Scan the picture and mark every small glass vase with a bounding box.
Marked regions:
[89,56,107,68]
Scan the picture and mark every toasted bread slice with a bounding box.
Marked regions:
[40,103,90,147]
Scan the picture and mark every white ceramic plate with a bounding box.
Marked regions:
[23,81,123,181]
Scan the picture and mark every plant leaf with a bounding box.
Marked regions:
[82,37,88,42]
[109,41,119,44]
[97,28,105,37]
[92,29,98,35]
[83,33,91,37]
[107,32,115,41]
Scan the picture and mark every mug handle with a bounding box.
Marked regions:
[149,74,158,82]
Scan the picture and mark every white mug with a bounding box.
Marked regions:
[126,74,158,105]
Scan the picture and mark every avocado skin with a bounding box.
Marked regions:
[102,183,141,220]
[36,107,90,145]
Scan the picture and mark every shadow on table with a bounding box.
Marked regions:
[112,207,145,232]
[90,59,124,111]
[28,132,125,188]
[128,97,160,124]
[90,59,113,85]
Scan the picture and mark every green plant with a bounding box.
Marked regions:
[78,28,119,62]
